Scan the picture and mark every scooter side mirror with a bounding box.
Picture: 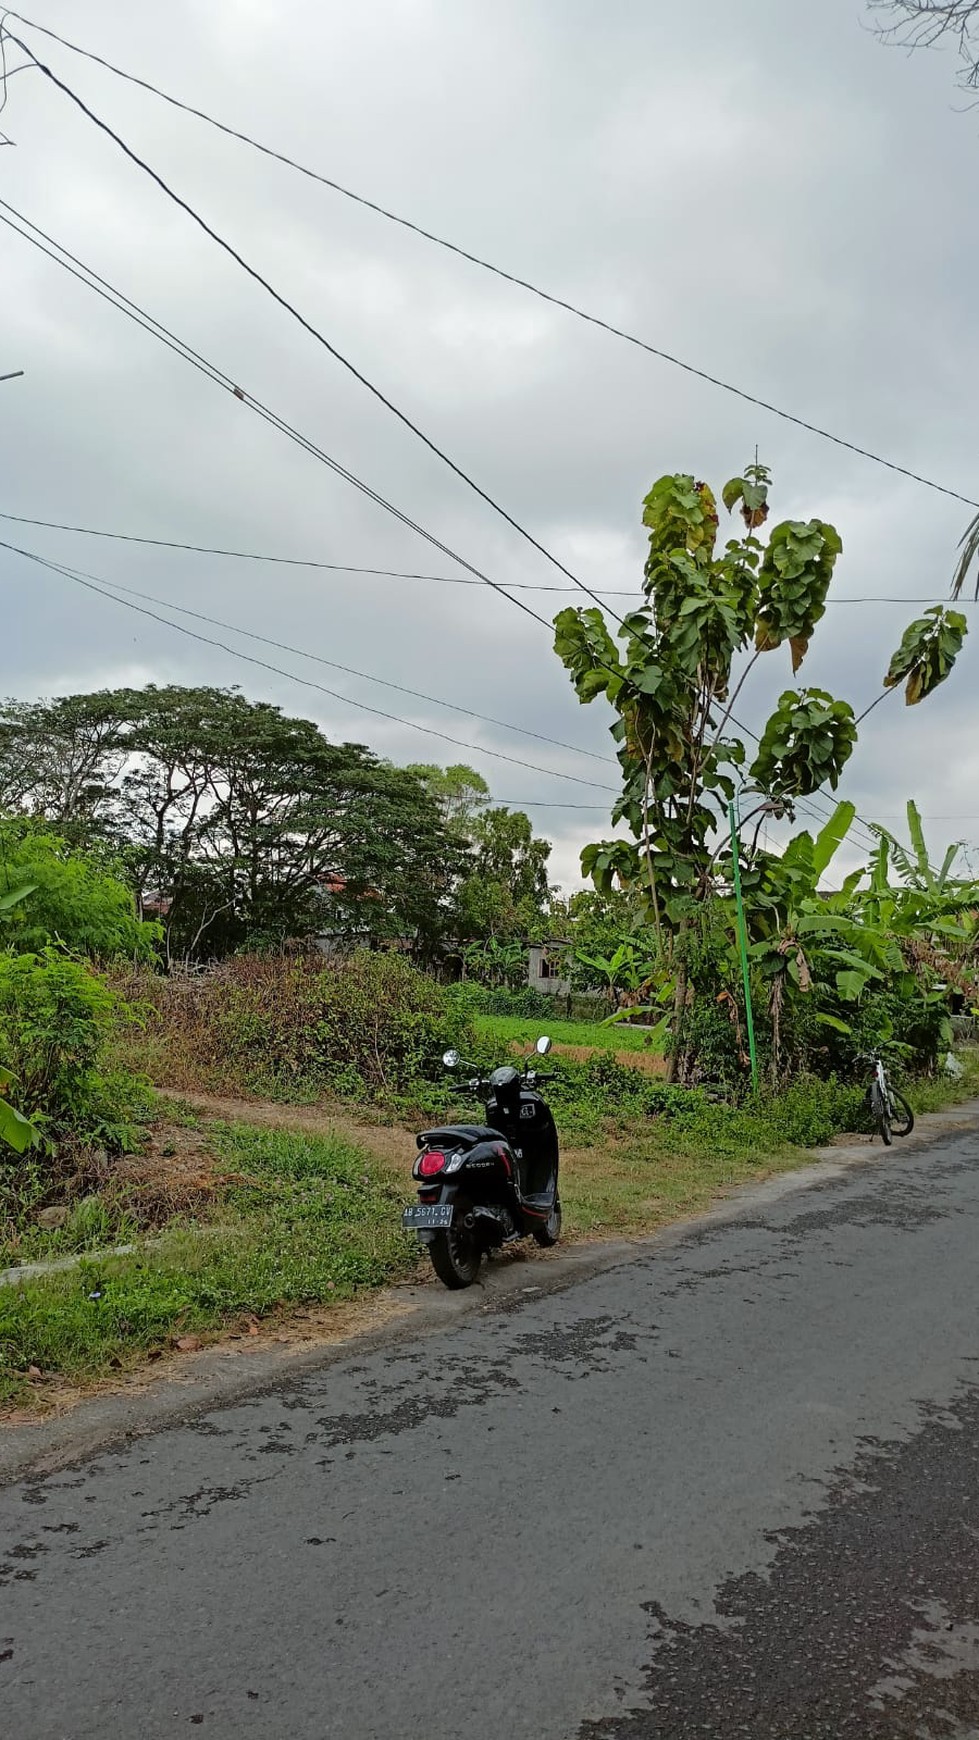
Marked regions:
[536,1036,552,1056]
[443,1049,460,1069]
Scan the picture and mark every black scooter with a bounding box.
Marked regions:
[402,1036,562,1289]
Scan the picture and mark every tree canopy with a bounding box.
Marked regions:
[0,691,553,964]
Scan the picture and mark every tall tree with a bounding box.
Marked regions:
[0,691,128,841]
[405,764,491,835]
[0,686,465,962]
[455,807,552,942]
[554,464,967,1072]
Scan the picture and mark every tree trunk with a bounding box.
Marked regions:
[665,925,689,1084]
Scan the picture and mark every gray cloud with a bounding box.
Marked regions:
[2,0,977,888]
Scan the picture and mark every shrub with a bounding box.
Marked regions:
[445,982,556,1021]
[0,949,122,1134]
[777,984,952,1081]
[0,951,148,1244]
[125,952,476,1099]
[0,819,158,962]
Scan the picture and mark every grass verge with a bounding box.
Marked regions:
[0,1122,414,1412]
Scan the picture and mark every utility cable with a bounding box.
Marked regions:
[0,198,562,634]
[2,536,621,794]
[14,546,616,766]
[7,10,978,513]
[8,30,622,622]
[2,508,973,607]
[0,209,884,849]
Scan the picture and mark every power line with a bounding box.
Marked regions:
[8,10,979,515]
[9,31,622,627]
[2,536,621,795]
[0,508,598,593]
[0,521,883,844]
[0,198,561,637]
[2,531,879,848]
[8,542,615,767]
[0,215,883,853]
[2,525,884,843]
[1,508,972,608]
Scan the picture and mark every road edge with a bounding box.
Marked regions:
[2,1099,977,1484]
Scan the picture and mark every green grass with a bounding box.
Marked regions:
[474,1012,658,1055]
[560,1126,809,1237]
[0,1122,415,1410]
[6,1051,978,1411]
[901,1049,979,1114]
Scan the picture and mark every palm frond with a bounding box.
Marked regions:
[951,509,979,601]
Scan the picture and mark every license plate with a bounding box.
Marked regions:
[402,1203,453,1230]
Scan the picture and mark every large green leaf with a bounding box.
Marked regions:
[750,688,857,797]
[836,968,869,1001]
[0,881,36,914]
[554,608,624,705]
[0,1068,39,1153]
[753,519,843,672]
[812,802,856,879]
[883,607,968,705]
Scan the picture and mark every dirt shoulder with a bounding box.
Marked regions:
[153,1085,417,1168]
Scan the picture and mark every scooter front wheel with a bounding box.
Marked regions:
[533,1195,562,1248]
[428,1214,482,1289]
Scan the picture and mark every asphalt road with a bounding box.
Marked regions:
[5,1128,979,1739]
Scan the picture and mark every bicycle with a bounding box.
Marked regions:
[864,1050,915,1146]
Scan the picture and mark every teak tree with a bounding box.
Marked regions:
[554,463,967,1072]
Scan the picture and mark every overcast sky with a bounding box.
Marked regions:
[3,0,978,888]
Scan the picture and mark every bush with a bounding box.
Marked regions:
[125,952,476,1099]
[445,982,557,1021]
[776,984,952,1081]
[0,949,142,1143]
[0,818,158,962]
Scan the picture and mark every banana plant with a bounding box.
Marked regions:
[871,800,968,897]
[739,801,893,1059]
[0,881,36,919]
[0,1066,39,1153]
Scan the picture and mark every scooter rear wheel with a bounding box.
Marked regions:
[533,1195,562,1248]
[429,1212,482,1289]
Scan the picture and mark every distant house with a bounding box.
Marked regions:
[314,872,382,956]
[140,890,173,920]
[527,941,571,999]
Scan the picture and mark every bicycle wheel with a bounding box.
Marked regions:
[871,1083,892,1145]
[888,1089,914,1139]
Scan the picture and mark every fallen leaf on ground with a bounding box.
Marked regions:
[27,1365,42,1378]
[174,1334,202,1353]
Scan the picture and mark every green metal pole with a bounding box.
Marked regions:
[728,798,759,1095]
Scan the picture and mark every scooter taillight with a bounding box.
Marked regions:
[419,1150,446,1177]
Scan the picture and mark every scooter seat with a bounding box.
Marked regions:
[418,1124,501,1149]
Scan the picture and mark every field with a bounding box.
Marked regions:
[474,1012,666,1069]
